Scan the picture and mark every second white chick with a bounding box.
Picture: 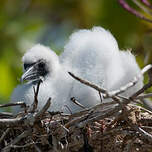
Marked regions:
[61,27,143,97]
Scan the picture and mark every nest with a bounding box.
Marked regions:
[0,65,152,152]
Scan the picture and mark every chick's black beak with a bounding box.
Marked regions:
[21,60,47,83]
[21,65,39,82]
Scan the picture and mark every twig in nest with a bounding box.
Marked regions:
[69,101,118,119]
[2,129,32,152]
[111,96,123,107]
[105,111,123,130]
[129,103,152,115]
[69,65,152,98]
[100,128,134,140]
[48,111,63,116]
[0,102,27,113]
[107,64,152,97]
[31,80,42,112]
[35,97,51,119]
[68,72,129,108]
[71,97,86,109]
[131,65,152,99]
[0,112,14,118]
[9,141,40,149]
[68,72,108,95]
[122,105,152,145]
[0,128,11,144]
[118,0,152,23]
[69,65,152,111]
[98,91,103,103]
[141,126,152,130]
[0,117,27,128]
[0,102,26,108]
[77,106,121,128]
[34,144,42,152]
[65,112,92,128]
[65,105,120,128]
[0,98,51,128]
[136,93,152,99]
[133,126,152,145]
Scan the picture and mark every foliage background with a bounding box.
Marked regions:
[0,0,152,105]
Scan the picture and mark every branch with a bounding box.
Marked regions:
[0,128,11,144]
[108,64,152,97]
[69,101,118,118]
[35,97,51,119]
[118,0,152,23]
[68,72,108,95]
[69,65,152,100]
[134,126,152,144]
[2,129,32,152]
[131,65,152,98]
[31,80,42,112]
[0,102,26,108]
[136,93,152,99]
[70,97,86,109]
[0,98,51,128]
[0,102,27,113]
[140,0,152,9]
[65,104,120,128]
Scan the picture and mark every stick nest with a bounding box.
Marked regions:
[0,65,152,152]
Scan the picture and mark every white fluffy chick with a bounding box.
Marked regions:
[61,27,143,97]
[11,44,98,114]
[11,26,143,114]
[11,44,61,113]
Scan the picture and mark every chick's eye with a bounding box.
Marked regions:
[24,64,28,70]
[38,62,45,69]
[24,63,34,70]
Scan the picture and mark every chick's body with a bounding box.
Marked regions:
[11,27,143,114]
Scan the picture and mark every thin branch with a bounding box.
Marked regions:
[118,0,152,23]
[68,72,108,95]
[0,98,51,128]
[2,129,32,152]
[98,91,103,103]
[136,93,152,99]
[69,101,118,118]
[141,126,152,130]
[65,104,120,128]
[0,117,25,128]
[0,102,26,108]
[10,142,40,149]
[31,80,42,112]
[132,0,152,15]
[77,106,121,128]
[129,103,152,115]
[131,65,152,98]
[99,128,135,140]
[134,126,152,144]
[108,64,152,97]
[69,65,152,100]
[0,112,14,118]
[70,97,86,109]
[34,144,42,152]
[65,111,94,128]
[0,102,27,113]
[141,0,152,9]
[0,128,11,144]
[35,97,51,119]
